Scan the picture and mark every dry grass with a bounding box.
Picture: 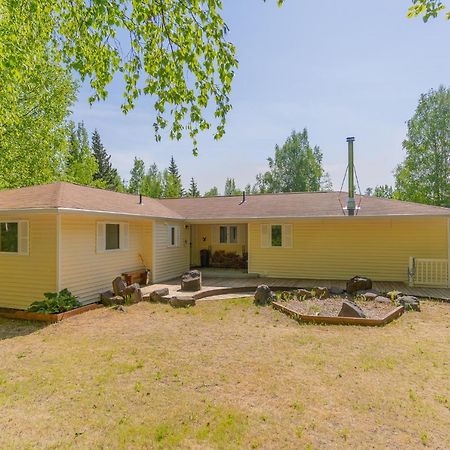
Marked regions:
[0,298,449,449]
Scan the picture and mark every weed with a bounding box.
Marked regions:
[419,431,429,446]
[134,382,142,393]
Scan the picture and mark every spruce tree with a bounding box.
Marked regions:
[91,129,122,191]
[188,178,200,197]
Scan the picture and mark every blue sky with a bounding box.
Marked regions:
[71,0,450,194]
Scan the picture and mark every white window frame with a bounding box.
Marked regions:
[217,225,239,245]
[96,222,129,253]
[260,223,293,249]
[167,224,181,248]
[0,220,29,255]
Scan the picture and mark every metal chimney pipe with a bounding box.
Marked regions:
[346,137,355,216]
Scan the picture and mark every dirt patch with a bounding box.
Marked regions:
[284,297,396,319]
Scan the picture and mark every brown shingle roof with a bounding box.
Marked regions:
[0,183,183,220]
[159,192,450,219]
[0,182,448,219]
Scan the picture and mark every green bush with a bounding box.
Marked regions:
[27,289,81,314]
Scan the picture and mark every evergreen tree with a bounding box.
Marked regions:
[128,157,145,194]
[395,86,450,207]
[64,122,98,186]
[224,177,240,196]
[188,178,200,197]
[141,163,163,198]
[204,186,219,197]
[91,129,123,191]
[162,157,184,198]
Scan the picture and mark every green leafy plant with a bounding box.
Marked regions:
[27,288,81,314]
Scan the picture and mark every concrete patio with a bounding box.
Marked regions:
[142,276,450,302]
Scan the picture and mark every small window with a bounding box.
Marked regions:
[271,225,282,247]
[0,222,18,253]
[219,226,228,244]
[229,226,238,244]
[168,225,180,247]
[105,224,120,250]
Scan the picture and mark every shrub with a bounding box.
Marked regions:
[27,289,81,314]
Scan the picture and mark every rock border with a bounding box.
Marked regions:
[272,301,405,327]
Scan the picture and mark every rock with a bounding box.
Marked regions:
[375,296,391,304]
[329,286,345,295]
[100,290,125,306]
[312,287,329,299]
[169,297,196,308]
[113,305,127,312]
[360,292,378,301]
[112,276,143,303]
[398,295,420,311]
[254,285,275,306]
[346,276,372,295]
[149,288,170,303]
[386,290,403,300]
[181,270,202,292]
[338,300,366,318]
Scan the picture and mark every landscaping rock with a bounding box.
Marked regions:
[313,287,329,299]
[149,288,170,303]
[338,300,366,318]
[398,295,420,311]
[181,270,202,291]
[112,276,143,303]
[329,286,345,295]
[346,276,372,295]
[113,305,127,312]
[386,290,403,300]
[296,288,312,300]
[360,292,378,301]
[375,296,391,304]
[100,290,125,306]
[169,297,196,308]
[254,285,275,306]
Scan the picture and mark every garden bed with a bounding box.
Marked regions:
[0,303,102,323]
[273,297,405,326]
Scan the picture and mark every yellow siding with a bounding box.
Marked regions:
[153,221,189,282]
[248,217,449,282]
[190,224,247,266]
[60,214,152,304]
[0,214,57,309]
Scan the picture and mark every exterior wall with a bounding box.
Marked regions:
[248,217,448,282]
[190,224,247,266]
[153,220,189,282]
[0,214,57,309]
[60,214,152,304]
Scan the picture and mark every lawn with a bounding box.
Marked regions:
[0,298,449,449]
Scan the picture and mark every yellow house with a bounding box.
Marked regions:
[0,182,449,309]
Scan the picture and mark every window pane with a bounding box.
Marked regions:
[271,225,282,247]
[0,222,18,252]
[105,224,120,250]
[171,227,176,246]
[219,226,228,243]
[229,226,238,244]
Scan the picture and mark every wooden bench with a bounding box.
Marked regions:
[122,269,150,286]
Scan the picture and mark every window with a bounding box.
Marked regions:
[260,224,292,249]
[219,226,228,244]
[217,225,239,244]
[0,222,18,252]
[229,226,238,244]
[96,222,128,252]
[168,225,180,247]
[271,225,282,247]
[105,224,120,250]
